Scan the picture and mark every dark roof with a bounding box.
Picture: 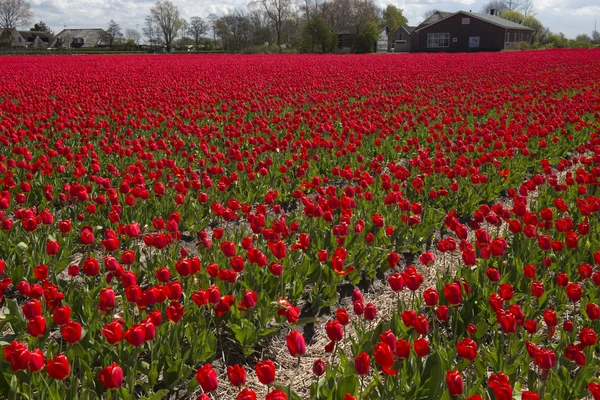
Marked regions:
[53,28,110,47]
[417,11,453,29]
[463,12,534,30]
[404,26,416,34]
[18,31,54,41]
[415,11,534,31]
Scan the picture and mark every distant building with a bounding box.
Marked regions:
[52,29,111,49]
[348,10,533,53]
[388,25,416,52]
[411,11,534,52]
[0,29,55,49]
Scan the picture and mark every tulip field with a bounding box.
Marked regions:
[2,49,600,400]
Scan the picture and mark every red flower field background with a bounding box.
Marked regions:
[1,50,600,399]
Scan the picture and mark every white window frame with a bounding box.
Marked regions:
[427,33,450,48]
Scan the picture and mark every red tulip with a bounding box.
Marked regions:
[124,324,146,347]
[312,358,326,376]
[237,388,257,400]
[27,315,46,337]
[255,360,276,385]
[456,337,478,361]
[3,341,30,371]
[286,330,306,357]
[354,352,370,375]
[444,283,462,305]
[374,342,397,375]
[268,240,287,260]
[61,320,82,343]
[98,362,124,389]
[46,354,70,380]
[196,364,218,393]
[266,390,287,400]
[446,370,464,396]
[28,349,45,373]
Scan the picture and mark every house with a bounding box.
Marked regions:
[388,25,416,52]
[20,31,55,48]
[51,29,110,49]
[411,10,533,52]
[0,29,27,47]
[376,26,389,52]
[0,29,55,48]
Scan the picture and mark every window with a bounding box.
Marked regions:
[427,33,450,48]
[514,32,517,42]
[520,32,524,42]
[453,37,458,42]
[469,36,480,48]
[462,18,470,25]
[73,38,84,44]
[396,32,403,40]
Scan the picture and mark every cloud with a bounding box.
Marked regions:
[27,0,598,39]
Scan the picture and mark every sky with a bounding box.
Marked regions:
[28,0,599,39]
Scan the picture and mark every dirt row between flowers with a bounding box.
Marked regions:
[184,161,578,400]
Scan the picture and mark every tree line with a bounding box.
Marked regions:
[1,0,598,53]
[137,0,407,53]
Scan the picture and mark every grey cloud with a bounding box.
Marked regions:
[27,0,598,42]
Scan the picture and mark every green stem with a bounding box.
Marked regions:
[129,347,140,395]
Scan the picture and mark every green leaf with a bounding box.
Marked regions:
[148,389,170,400]
[420,352,444,400]
[163,360,183,388]
[336,375,358,400]
[198,331,217,361]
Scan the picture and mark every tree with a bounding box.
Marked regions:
[575,33,592,43]
[522,15,546,42]
[146,1,185,52]
[422,9,439,20]
[481,0,508,15]
[355,20,378,53]
[208,13,219,49]
[143,15,163,49]
[0,0,33,29]
[250,0,295,51]
[106,20,123,46]
[383,5,407,34]
[188,16,208,49]
[216,10,252,52]
[499,9,524,24]
[31,21,53,35]
[520,0,534,17]
[301,14,336,52]
[592,30,600,44]
[125,28,141,44]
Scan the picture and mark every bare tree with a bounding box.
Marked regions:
[422,9,439,20]
[0,0,33,29]
[143,14,162,49]
[481,0,509,14]
[106,20,123,46]
[321,0,377,35]
[188,16,208,49]
[249,0,295,51]
[520,0,535,17]
[146,1,185,52]
[207,13,219,49]
[125,28,141,44]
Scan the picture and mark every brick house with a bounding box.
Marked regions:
[411,11,534,52]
